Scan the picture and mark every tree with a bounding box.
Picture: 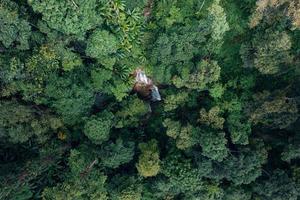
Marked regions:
[281,143,300,163]
[0,0,31,50]
[136,139,160,177]
[249,0,300,30]
[100,0,144,52]
[253,169,298,200]
[210,139,268,185]
[97,138,135,169]
[160,151,208,197]
[163,119,197,150]
[199,106,225,129]
[29,0,102,36]
[55,45,82,71]
[86,30,119,60]
[164,91,189,112]
[227,111,252,145]
[41,72,95,125]
[1,0,300,199]
[249,91,298,129]
[115,96,149,128]
[0,44,60,103]
[42,149,108,200]
[198,129,228,162]
[209,83,225,99]
[254,31,293,74]
[206,0,230,53]
[223,186,251,200]
[0,141,68,200]
[149,22,210,68]
[91,68,113,91]
[173,60,221,90]
[193,183,224,200]
[0,100,62,144]
[108,175,142,200]
[288,1,300,30]
[84,111,114,145]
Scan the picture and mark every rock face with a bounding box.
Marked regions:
[133,68,161,102]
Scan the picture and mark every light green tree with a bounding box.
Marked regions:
[199,106,225,129]
[173,60,221,90]
[163,119,197,150]
[164,92,189,112]
[86,30,118,60]
[136,139,160,177]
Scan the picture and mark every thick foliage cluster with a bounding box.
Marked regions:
[0,0,300,199]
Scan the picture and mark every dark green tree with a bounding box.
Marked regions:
[0,0,31,50]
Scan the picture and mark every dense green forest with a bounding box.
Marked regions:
[0,0,300,199]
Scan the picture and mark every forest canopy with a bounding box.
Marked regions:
[0,0,300,199]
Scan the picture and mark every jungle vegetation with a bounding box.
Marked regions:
[0,0,300,199]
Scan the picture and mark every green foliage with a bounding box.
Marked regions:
[253,169,299,200]
[249,0,300,30]
[86,30,118,60]
[42,149,108,200]
[162,157,203,194]
[60,48,83,71]
[206,0,230,53]
[124,0,147,10]
[1,0,300,199]
[164,91,189,112]
[84,111,114,145]
[136,139,160,177]
[149,22,210,67]
[223,186,251,200]
[91,68,113,90]
[281,143,300,163]
[98,138,135,168]
[44,76,95,125]
[209,83,225,99]
[0,183,33,200]
[194,183,224,200]
[0,141,68,199]
[100,0,144,52]
[209,0,230,40]
[2,44,61,103]
[109,80,132,101]
[227,111,251,145]
[115,96,149,128]
[199,106,225,129]
[254,31,293,74]
[0,100,62,143]
[241,30,294,75]
[0,0,31,50]
[173,60,221,90]
[198,129,228,162]
[109,175,142,200]
[29,0,102,36]
[250,91,298,129]
[211,140,268,185]
[163,119,197,150]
